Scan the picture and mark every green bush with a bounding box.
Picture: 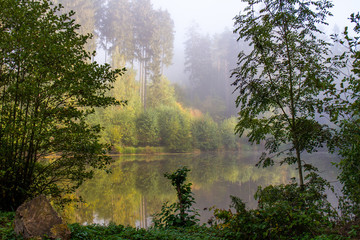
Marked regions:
[136,110,160,147]
[220,117,238,150]
[0,212,23,240]
[153,166,199,228]
[117,146,167,154]
[212,174,338,239]
[70,223,225,240]
[156,106,192,152]
[191,115,221,151]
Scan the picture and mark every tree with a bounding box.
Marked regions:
[232,0,335,187]
[147,76,176,108]
[220,117,238,150]
[191,115,221,151]
[148,9,174,82]
[136,109,160,146]
[131,0,174,109]
[0,0,125,210]
[212,30,240,117]
[96,0,135,67]
[156,106,192,152]
[330,13,360,217]
[54,0,98,55]
[184,24,214,100]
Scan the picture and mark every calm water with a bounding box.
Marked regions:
[65,149,340,227]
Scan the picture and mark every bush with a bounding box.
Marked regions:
[136,110,160,147]
[191,115,221,151]
[0,211,23,240]
[153,166,199,228]
[156,106,192,152]
[70,223,225,240]
[211,174,338,239]
[220,117,238,150]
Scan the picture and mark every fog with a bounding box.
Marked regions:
[151,0,360,84]
[56,0,360,120]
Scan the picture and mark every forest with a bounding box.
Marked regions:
[0,0,360,239]
[49,0,243,154]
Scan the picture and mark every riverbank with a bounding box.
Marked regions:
[0,211,226,240]
[2,210,358,240]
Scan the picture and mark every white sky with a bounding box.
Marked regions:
[151,0,360,39]
[151,0,244,46]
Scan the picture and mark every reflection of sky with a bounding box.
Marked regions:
[68,151,339,227]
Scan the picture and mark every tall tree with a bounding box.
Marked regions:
[232,0,335,186]
[105,0,135,67]
[55,0,98,55]
[184,24,214,95]
[184,23,217,117]
[131,0,174,109]
[0,0,125,210]
[95,0,113,63]
[132,0,155,109]
[330,13,360,217]
[212,29,240,117]
[148,9,174,82]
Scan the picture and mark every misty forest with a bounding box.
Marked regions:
[0,0,360,239]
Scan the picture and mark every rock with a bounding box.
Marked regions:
[14,195,71,240]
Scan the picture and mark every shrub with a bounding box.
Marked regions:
[212,174,338,239]
[191,115,221,151]
[157,106,192,152]
[136,109,160,146]
[153,166,199,228]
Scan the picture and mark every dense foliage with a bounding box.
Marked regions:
[232,0,336,186]
[2,0,360,239]
[1,210,226,240]
[57,0,174,110]
[329,13,360,222]
[211,175,338,239]
[0,0,125,211]
[88,71,241,152]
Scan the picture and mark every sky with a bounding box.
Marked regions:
[150,0,360,83]
[151,0,360,41]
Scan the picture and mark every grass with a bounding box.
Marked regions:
[0,212,22,240]
[115,146,168,154]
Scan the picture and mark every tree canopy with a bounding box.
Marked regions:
[329,13,360,218]
[0,0,125,210]
[232,0,336,186]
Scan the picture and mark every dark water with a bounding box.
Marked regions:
[65,149,340,227]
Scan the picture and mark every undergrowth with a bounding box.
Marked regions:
[70,223,225,240]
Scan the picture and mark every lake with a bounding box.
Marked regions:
[65,148,341,228]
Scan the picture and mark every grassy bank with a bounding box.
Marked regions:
[0,211,228,240]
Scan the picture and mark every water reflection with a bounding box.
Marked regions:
[65,150,339,227]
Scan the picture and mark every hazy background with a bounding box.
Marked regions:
[150,0,360,83]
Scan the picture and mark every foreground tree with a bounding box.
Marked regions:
[232,0,335,186]
[330,13,360,218]
[0,0,125,210]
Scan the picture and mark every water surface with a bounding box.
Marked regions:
[65,150,340,227]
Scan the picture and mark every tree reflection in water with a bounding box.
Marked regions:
[64,150,339,227]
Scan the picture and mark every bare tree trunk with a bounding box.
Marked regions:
[143,60,147,110]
